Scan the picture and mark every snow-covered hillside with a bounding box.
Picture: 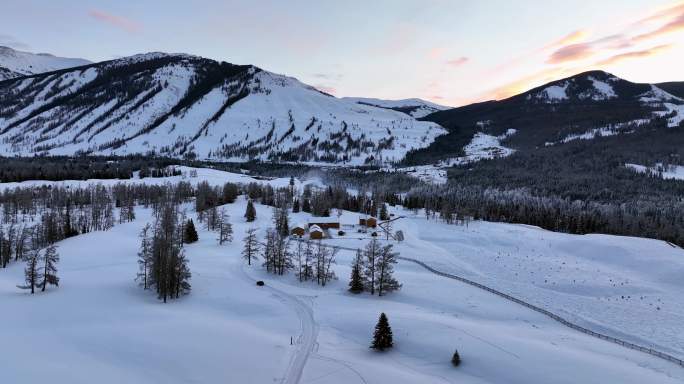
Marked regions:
[343,97,450,118]
[0,53,445,165]
[1,171,683,383]
[0,46,90,80]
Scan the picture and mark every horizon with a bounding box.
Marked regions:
[2,0,683,106]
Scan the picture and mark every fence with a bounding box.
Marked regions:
[397,256,684,368]
[290,238,684,367]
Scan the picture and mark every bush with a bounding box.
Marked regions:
[451,350,461,366]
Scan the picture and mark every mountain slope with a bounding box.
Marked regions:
[406,71,684,165]
[0,53,445,164]
[0,46,91,80]
[342,97,450,118]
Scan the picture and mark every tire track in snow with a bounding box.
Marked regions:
[236,263,319,384]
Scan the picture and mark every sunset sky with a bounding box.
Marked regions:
[2,0,683,106]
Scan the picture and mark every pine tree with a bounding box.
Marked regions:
[371,313,393,351]
[39,243,60,292]
[245,200,256,222]
[379,203,389,221]
[451,349,461,366]
[18,249,42,294]
[302,198,311,213]
[348,249,364,294]
[242,227,259,266]
[184,219,198,243]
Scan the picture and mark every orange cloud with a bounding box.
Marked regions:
[595,44,673,66]
[483,67,573,101]
[542,29,590,51]
[88,10,141,33]
[547,43,594,64]
[446,57,469,67]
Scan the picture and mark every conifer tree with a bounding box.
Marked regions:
[348,249,364,294]
[184,219,198,243]
[379,203,389,221]
[242,227,259,266]
[371,313,393,351]
[451,349,461,366]
[302,198,311,213]
[245,200,257,222]
[18,249,42,294]
[39,243,59,292]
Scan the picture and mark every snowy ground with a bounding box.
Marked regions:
[0,166,323,191]
[2,170,684,383]
[626,163,684,181]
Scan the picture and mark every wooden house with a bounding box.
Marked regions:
[291,224,306,237]
[308,217,340,230]
[309,225,324,240]
[359,216,377,228]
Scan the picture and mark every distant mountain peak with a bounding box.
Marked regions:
[342,97,451,118]
[0,46,91,81]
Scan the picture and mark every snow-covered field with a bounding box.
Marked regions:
[2,170,684,383]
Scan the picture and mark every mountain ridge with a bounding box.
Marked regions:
[0,51,444,165]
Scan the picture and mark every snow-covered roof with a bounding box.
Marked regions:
[309,225,323,233]
[293,223,307,229]
[308,217,339,224]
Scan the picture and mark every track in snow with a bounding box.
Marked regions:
[237,264,319,384]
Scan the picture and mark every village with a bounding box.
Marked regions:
[289,213,404,242]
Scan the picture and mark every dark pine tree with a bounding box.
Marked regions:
[371,312,393,351]
[184,219,199,244]
[451,349,461,366]
[245,200,257,222]
[348,249,364,294]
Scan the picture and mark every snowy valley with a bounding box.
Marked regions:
[1,167,683,384]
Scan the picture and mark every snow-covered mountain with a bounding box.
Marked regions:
[407,70,684,164]
[0,46,91,81]
[0,52,445,164]
[342,97,450,118]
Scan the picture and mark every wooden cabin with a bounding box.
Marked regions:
[309,225,324,240]
[308,217,340,230]
[359,216,378,228]
[291,224,306,237]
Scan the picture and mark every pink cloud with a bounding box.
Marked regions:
[88,10,141,33]
[446,56,469,67]
[595,44,673,66]
[314,84,336,95]
[632,11,684,42]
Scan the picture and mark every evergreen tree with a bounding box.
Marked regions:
[451,350,461,367]
[302,198,311,213]
[379,203,389,221]
[348,249,364,294]
[39,243,59,292]
[184,219,199,243]
[371,313,393,351]
[18,249,42,294]
[242,227,260,266]
[292,198,300,213]
[245,200,257,222]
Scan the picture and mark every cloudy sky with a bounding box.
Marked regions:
[2,0,683,106]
